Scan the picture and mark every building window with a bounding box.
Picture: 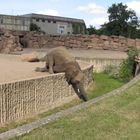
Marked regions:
[48,20,51,23]
[0,19,3,24]
[22,20,25,26]
[53,21,56,23]
[67,23,71,27]
[42,19,45,22]
[36,18,39,22]
[58,25,66,34]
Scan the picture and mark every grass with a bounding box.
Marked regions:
[12,80,140,140]
[0,73,124,133]
[87,73,124,99]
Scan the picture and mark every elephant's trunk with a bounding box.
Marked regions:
[72,83,88,102]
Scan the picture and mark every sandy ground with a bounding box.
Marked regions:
[13,48,128,59]
[0,48,127,83]
[0,54,49,83]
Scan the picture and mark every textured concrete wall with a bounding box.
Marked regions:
[76,57,123,72]
[0,63,93,125]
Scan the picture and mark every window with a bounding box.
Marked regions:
[36,18,39,22]
[22,20,25,26]
[42,19,45,22]
[67,23,71,27]
[48,20,51,23]
[53,20,56,23]
[57,25,66,34]
[0,19,3,24]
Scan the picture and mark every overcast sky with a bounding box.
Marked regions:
[0,0,140,28]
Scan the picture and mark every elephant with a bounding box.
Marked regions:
[35,47,88,101]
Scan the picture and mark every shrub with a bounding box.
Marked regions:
[30,23,41,32]
[119,46,138,82]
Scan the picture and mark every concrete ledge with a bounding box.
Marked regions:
[0,74,139,140]
[76,57,124,72]
[0,61,93,125]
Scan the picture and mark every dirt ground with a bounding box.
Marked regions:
[13,48,128,59]
[0,48,127,83]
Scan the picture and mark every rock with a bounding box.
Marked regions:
[14,47,23,52]
[21,52,39,62]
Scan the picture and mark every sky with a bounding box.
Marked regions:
[0,0,140,28]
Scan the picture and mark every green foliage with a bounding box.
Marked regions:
[101,3,139,38]
[103,46,139,82]
[119,46,138,82]
[72,23,85,34]
[30,23,41,32]
[119,59,133,82]
[87,73,123,99]
[86,25,97,35]
[89,2,140,39]
[127,46,139,61]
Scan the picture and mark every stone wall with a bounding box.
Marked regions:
[24,33,140,51]
[0,62,93,125]
[76,57,123,72]
[0,29,22,53]
[1,29,140,53]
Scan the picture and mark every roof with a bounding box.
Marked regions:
[22,13,85,24]
[0,14,30,20]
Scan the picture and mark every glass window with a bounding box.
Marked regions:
[36,18,39,22]
[42,19,45,22]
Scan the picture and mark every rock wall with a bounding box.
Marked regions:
[0,29,140,53]
[0,29,22,53]
[21,33,140,51]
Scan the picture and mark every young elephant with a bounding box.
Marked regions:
[35,47,88,101]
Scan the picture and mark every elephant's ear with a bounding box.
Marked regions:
[74,72,84,82]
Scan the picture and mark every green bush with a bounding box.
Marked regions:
[104,46,139,82]
[119,46,138,82]
[30,23,41,32]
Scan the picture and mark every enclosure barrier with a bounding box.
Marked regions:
[0,62,93,125]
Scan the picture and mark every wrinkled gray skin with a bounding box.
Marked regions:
[35,47,88,101]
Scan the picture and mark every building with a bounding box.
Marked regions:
[0,14,30,31]
[0,13,86,35]
[23,13,86,35]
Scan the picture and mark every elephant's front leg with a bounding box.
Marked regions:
[53,65,66,73]
[48,55,54,74]
[35,61,49,72]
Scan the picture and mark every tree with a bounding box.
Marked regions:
[101,3,139,38]
[30,23,41,32]
[86,25,97,35]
